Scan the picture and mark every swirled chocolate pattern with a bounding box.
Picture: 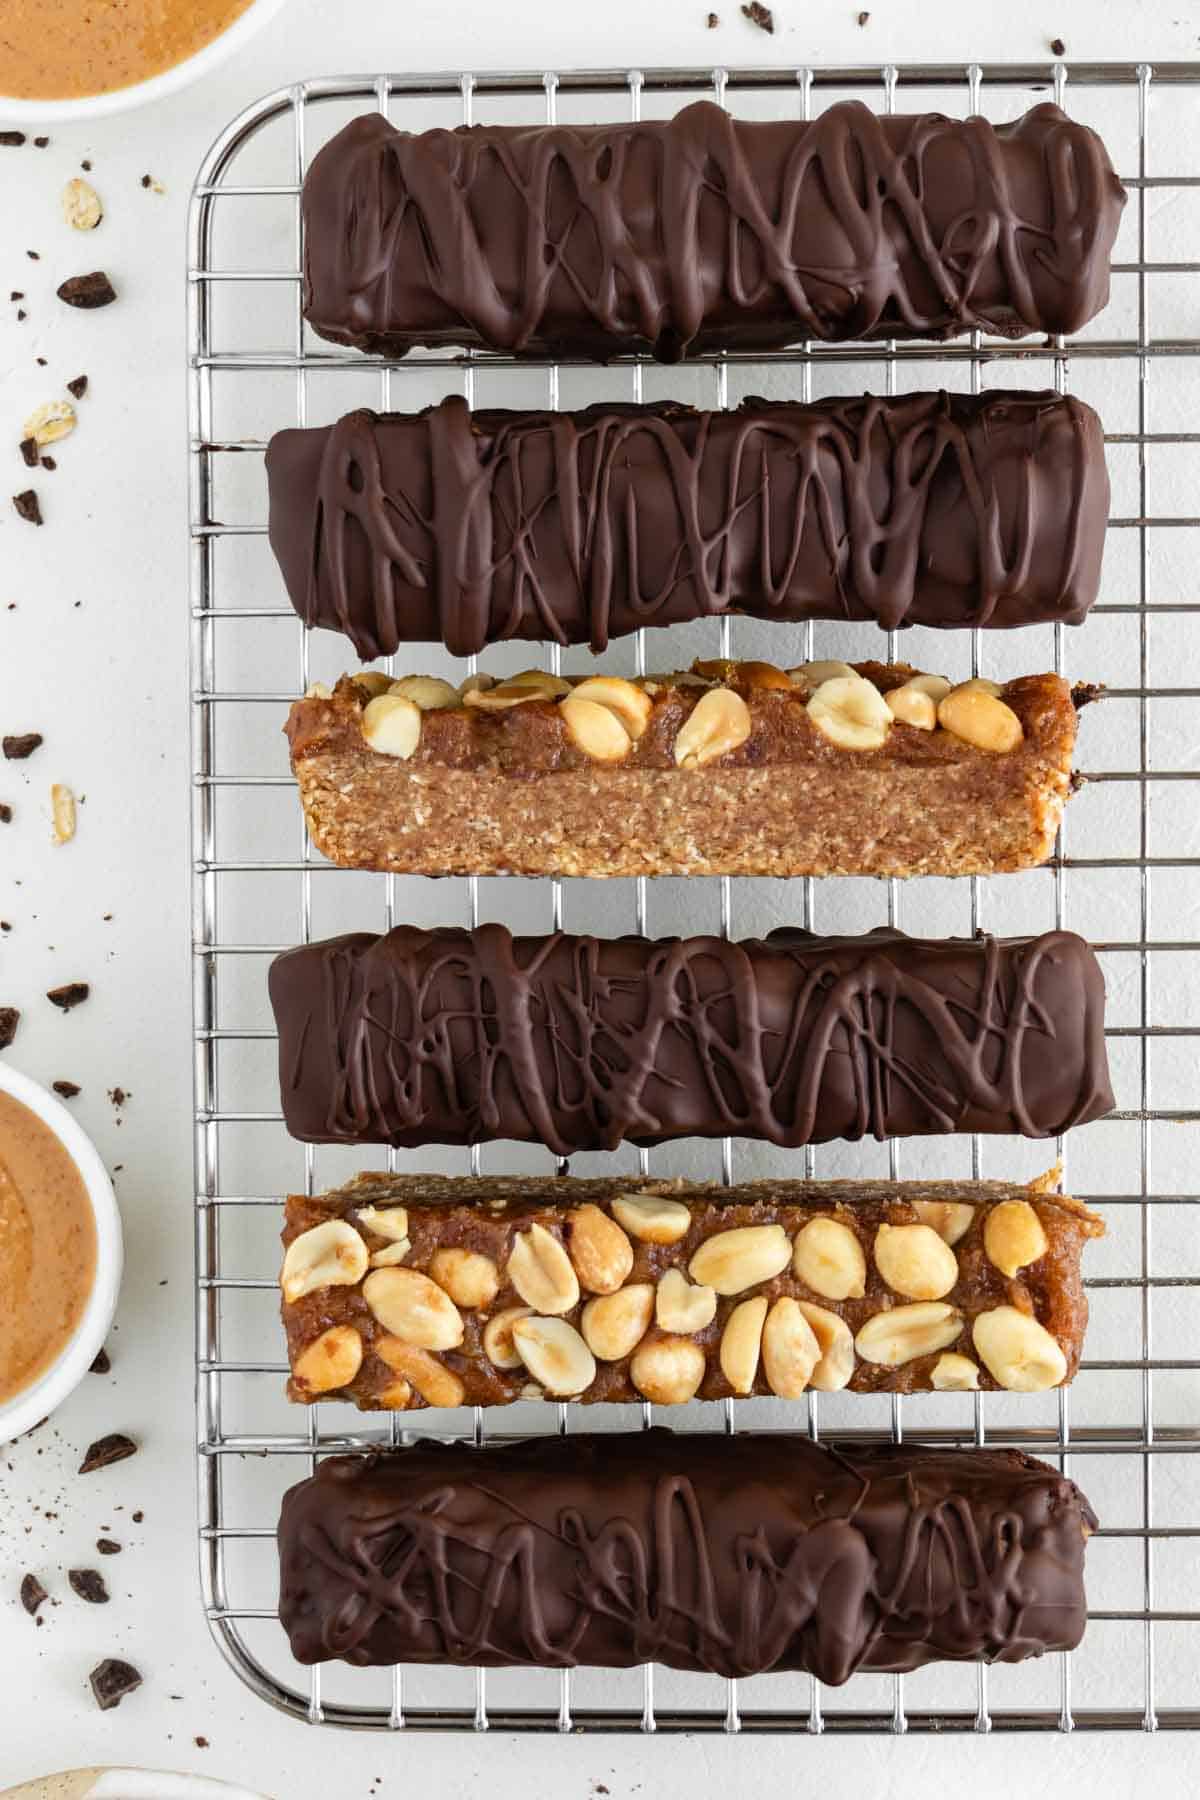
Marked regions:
[268,925,1113,1153]
[265,391,1109,657]
[301,100,1125,360]
[278,1432,1096,1678]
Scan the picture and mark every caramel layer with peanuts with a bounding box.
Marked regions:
[280,1172,1104,1411]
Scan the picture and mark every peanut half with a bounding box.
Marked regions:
[806,673,893,751]
[611,1192,691,1245]
[362,1268,464,1351]
[506,1223,580,1315]
[281,1220,368,1303]
[673,687,752,768]
[791,1217,867,1301]
[629,1335,706,1405]
[510,1316,596,1396]
[580,1284,654,1362]
[292,1325,363,1396]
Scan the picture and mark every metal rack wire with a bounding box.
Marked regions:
[188,62,1200,1733]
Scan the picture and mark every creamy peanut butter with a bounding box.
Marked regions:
[0,1089,96,1407]
[0,0,255,101]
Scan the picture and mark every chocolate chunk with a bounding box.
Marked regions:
[54,1080,82,1099]
[57,271,117,310]
[706,9,719,22]
[96,1538,121,1554]
[47,982,89,1011]
[89,1346,110,1372]
[195,1737,209,1749]
[89,1657,142,1710]
[108,1086,129,1107]
[11,489,42,525]
[1051,37,1066,55]
[33,136,49,148]
[10,291,23,301]
[81,159,92,171]
[4,733,42,759]
[40,455,55,471]
[0,802,11,821]
[26,250,39,260]
[740,1,773,28]
[19,1574,47,1616]
[858,9,870,21]
[132,1510,144,1523]
[0,131,26,147]
[67,374,89,399]
[79,1432,136,1473]
[69,1568,110,1604]
[0,1008,20,1050]
[19,436,39,468]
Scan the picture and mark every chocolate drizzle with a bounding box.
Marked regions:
[266,391,1109,657]
[301,100,1125,360]
[278,1432,1096,1679]
[268,924,1113,1153]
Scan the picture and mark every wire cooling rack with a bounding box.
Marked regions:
[188,61,1200,1733]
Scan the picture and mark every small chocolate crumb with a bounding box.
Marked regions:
[69,1568,110,1604]
[33,136,49,148]
[0,131,27,147]
[132,1510,144,1524]
[740,0,773,29]
[0,802,11,822]
[108,1086,129,1108]
[82,159,92,171]
[20,1574,48,1616]
[4,732,43,759]
[54,1079,82,1099]
[26,250,39,260]
[12,489,42,525]
[9,290,23,301]
[16,309,26,321]
[79,1432,136,1474]
[1050,37,1066,56]
[90,1658,142,1711]
[195,1737,209,1750]
[707,9,719,23]
[57,271,117,310]
[19,437,39,468]
[47,981,90,1012]
[0,1008,20,1050]
[40,455,56,471]
[97,1538,121,1555]
[858,8,870,21]
[90,1346,111,1373]
[67,374,89,399]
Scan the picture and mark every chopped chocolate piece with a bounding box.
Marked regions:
[10,291,23,301]
[47,982,89,1012]
[0,802,11,821]
[96,1539,121,1555]
[741,1,773,27]
[707,10,719,22]
[16,309,26,322]
[79,1432,136,1473]
[69,1568,109,1604]
[108,1086,129,1107]
[33,136,49,148]
[0,1008,20,1050]
[40,455,55,471]
[0,131,27,147]
[1,922,11,932]
[89,1658,142,1710]
[132,1510,144,1523]
[81,159,92,171]
[26,250,39,260]
[54,1079,82,1098]
[195,1737,209,1750]
[12,490,42,525]
[57,271,117,309]
[19,1574,48,1616]
[67,374,89,399]
[1051,37,1066,55]
[18,437,39,468]
[89,1346,110,1372]
[858,9,870,21]
[3,732,42,758]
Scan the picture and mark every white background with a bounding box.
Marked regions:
[2,0,1200,1794]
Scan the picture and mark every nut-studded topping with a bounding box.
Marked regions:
[368,1239,411,1268]
[292,1325,363,1395]
[884,682,938,730]
[566,1205,633,1294]
[611,1192,691,1245]
[719,1296,767,1394]
[355,1204,409,1242]
[762,1297,821,1398]
[482,1305,533,1370]
[281,1220,368,1302]
[389,675,459,710]
[806,674,893,751]
[350,671,393,699]
[429,1247,500,1310]
[629,1335,707,1405]
[795,1302,855,1392]
[673,687,752,768]
[506,1223,580,1315]
[62,177,103,230]
[510,1316,596,1396]
[580,1283,654,1362]
[911,1200,975,1246]
[688,1224,791,1296]
[791,1217,867,1301]
[983,1200,1048,1278]
[361,692,422,759]
[972,1306,1067,1391]
[855,1301,964,1367]
[23,400,76,448]
[568,676,653,739]
[937,683,1023,752]
[873,1223,959,1301]
[362,1268,465,1350]
[655,1267,716,1334]
[787,660,855,691]
[375,1339,465,1409]
[931,1352,981,1391]
[560,695,635,762]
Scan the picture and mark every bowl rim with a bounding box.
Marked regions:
[0,1062,123,1444]
[0,0,293,123]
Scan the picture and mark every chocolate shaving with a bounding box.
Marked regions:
[12,489,42,525]
[3,732,42,758]
[0,1008,20,1050]
[89,1346,111,1373]
[69,1568,110,1604]
[47,982,90,1012]
[19,437,39,468]
[57,271,117,310]
[89,1658,142,1710]
[55,1079,82,1098]
[20,1574,48,1616]
[79,1432,136,1472]
[740,1,773,28]
[67,374,89,399]
[96,1538,121,1554]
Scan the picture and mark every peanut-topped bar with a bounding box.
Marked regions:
[286,659,1089,879]
[280,1172,1104,1411]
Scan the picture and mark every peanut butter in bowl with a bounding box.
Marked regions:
[1,0,257,103]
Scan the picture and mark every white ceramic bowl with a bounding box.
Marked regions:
[0,0,292,124]
[0,1063,123,1444]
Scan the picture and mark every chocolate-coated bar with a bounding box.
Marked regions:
[269,925,1113,1153]
[301,101,1125,359]
[278,1431,1096,1678]
[265,392,1110,658]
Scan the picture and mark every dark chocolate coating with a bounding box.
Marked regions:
[300,100,1126,360]
[277,1431,1096,1679]
[266,391,1109,658]
[268,925,1113,1153]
